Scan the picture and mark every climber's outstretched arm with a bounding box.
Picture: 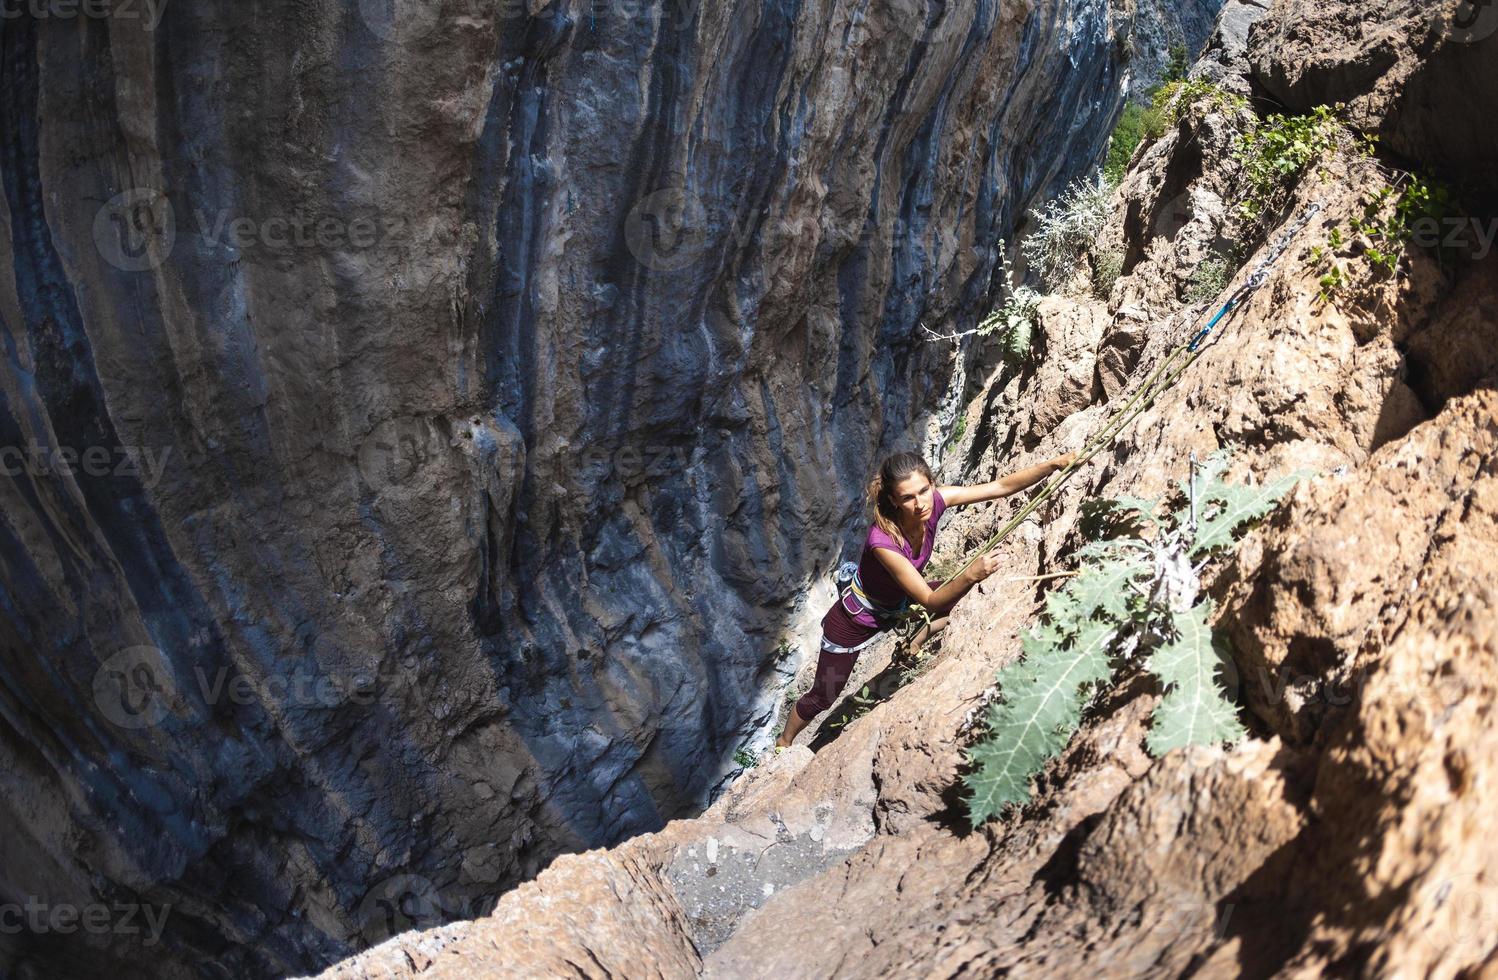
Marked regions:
[872,546,1000,610]
[938,452,1075,507]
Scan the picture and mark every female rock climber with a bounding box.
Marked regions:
[776,448,1075,748]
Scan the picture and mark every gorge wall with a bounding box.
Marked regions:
[0,0,1221,976]
[309,0,1498,976]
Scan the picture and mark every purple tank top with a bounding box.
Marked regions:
[855,488,947,609]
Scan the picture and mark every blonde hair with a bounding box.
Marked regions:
[865,451,935,550]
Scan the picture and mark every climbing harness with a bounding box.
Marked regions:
[820,633,882,655]
[842,565,913,627]
[894,201,1326,643]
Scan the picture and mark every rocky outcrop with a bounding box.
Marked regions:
[1191,0,1270,95]
[0,0,1231,976]
[1248,0,1498,190]
[308,0,1498,974]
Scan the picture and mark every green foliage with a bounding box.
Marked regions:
[1079,494,1164,539]
[976,244,1041,366]
[1349,172,1455,271]
[733,747,757,768]
[1396,172,1455,238]
[1152,78,1248,130]
[1038,78,1247,295]
[965,618,1122,817]
[1104,79,1246,185]
[1164,44,1189,85]
[1311,169,1460,302]
[961,455,1310,826]
[1021,175,1115,289]
[1145,600,1246,753]
[1104,101,1163,185]
[826,685,877,730]
[1184,455,1309,557]
[896,645,937,686]
[1232,105,1342,220]
[1317,263,1346,302]
[1225,100,1464,304]
[996,292,1038,367]
[945,412,969,449]
[1092,247,1124,300]
[1183,255,1231,304]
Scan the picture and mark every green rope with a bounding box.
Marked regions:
[892,307,1220,649]
[938,339,1198,591]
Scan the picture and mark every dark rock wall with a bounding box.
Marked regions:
[0,0,1212,975]
[1115,0,1224,94]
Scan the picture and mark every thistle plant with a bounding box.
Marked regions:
[962,453,1310,825]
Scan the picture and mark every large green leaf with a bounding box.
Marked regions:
[964,619,1117,824]
[1041,585,1082,633]
[1003,313,1034,365]
[1072,536,1153,566]
[1145,601,1246,754]
[1179,450,1232,504]
[963,456,1311,827]
[1191,469,1309,557]
[1063,554,1151,623]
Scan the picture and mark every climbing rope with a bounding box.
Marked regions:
[896,202,1325,645]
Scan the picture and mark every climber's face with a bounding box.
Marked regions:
[891,473,935,526]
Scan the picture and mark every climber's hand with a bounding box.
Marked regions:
[1052,451,1078,471]
[964,552,1002,584]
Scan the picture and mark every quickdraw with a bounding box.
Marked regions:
[1187,202,1324,352]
